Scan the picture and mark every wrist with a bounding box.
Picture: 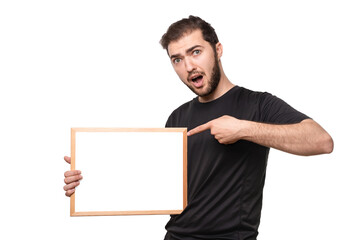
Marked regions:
[236,119,256,141]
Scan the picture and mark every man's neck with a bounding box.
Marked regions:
[198,75,235,103]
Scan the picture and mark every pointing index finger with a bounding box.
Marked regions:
[187,122,211,136]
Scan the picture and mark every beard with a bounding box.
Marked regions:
[186,53,221,97]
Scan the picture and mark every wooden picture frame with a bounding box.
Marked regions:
[70,128,187,216]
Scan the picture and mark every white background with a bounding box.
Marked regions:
[0,0,359,239]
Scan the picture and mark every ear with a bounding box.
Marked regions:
[215,42,223,59]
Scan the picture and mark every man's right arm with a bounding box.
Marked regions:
[63,156,82,197]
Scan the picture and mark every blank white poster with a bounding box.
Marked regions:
[71,129,186,215]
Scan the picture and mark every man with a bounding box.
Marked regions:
[63,16,333,240]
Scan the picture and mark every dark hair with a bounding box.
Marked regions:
[160,15,219,53]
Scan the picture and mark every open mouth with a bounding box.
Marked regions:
[191,75,203,82]
[189,74,204,88]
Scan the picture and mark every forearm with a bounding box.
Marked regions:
[241,119,334,156]
[187,115,333,155]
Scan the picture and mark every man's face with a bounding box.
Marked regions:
[167,30,221,98]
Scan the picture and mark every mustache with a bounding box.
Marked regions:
[187,71,205,81]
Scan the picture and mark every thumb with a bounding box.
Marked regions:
[64,156,71,164]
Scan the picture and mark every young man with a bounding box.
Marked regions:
[64,16,333,240]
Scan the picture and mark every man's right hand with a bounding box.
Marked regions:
[63,156,82,197]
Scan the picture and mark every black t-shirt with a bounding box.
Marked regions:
[164,86,309,240]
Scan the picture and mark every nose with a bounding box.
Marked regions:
[184,57,196,72]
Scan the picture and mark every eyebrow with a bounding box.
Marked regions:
[170,45,203,59]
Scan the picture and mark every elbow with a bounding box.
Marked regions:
[325,135,334,154]
[303,132,334,156]
[318,133,334,155]
[301,119,333,155]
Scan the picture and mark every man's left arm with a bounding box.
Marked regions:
[187,115,333,156]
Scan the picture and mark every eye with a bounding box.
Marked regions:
[193,50,201,55]
[173,58,181,64]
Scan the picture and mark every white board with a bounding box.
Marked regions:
[70,128,187,216]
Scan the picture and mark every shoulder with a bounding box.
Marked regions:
[232,86,272,105]
[232,86,308,123]
[170,99,193,117]
[165,99,194,127]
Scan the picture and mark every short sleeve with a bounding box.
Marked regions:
[259,92,310,124]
